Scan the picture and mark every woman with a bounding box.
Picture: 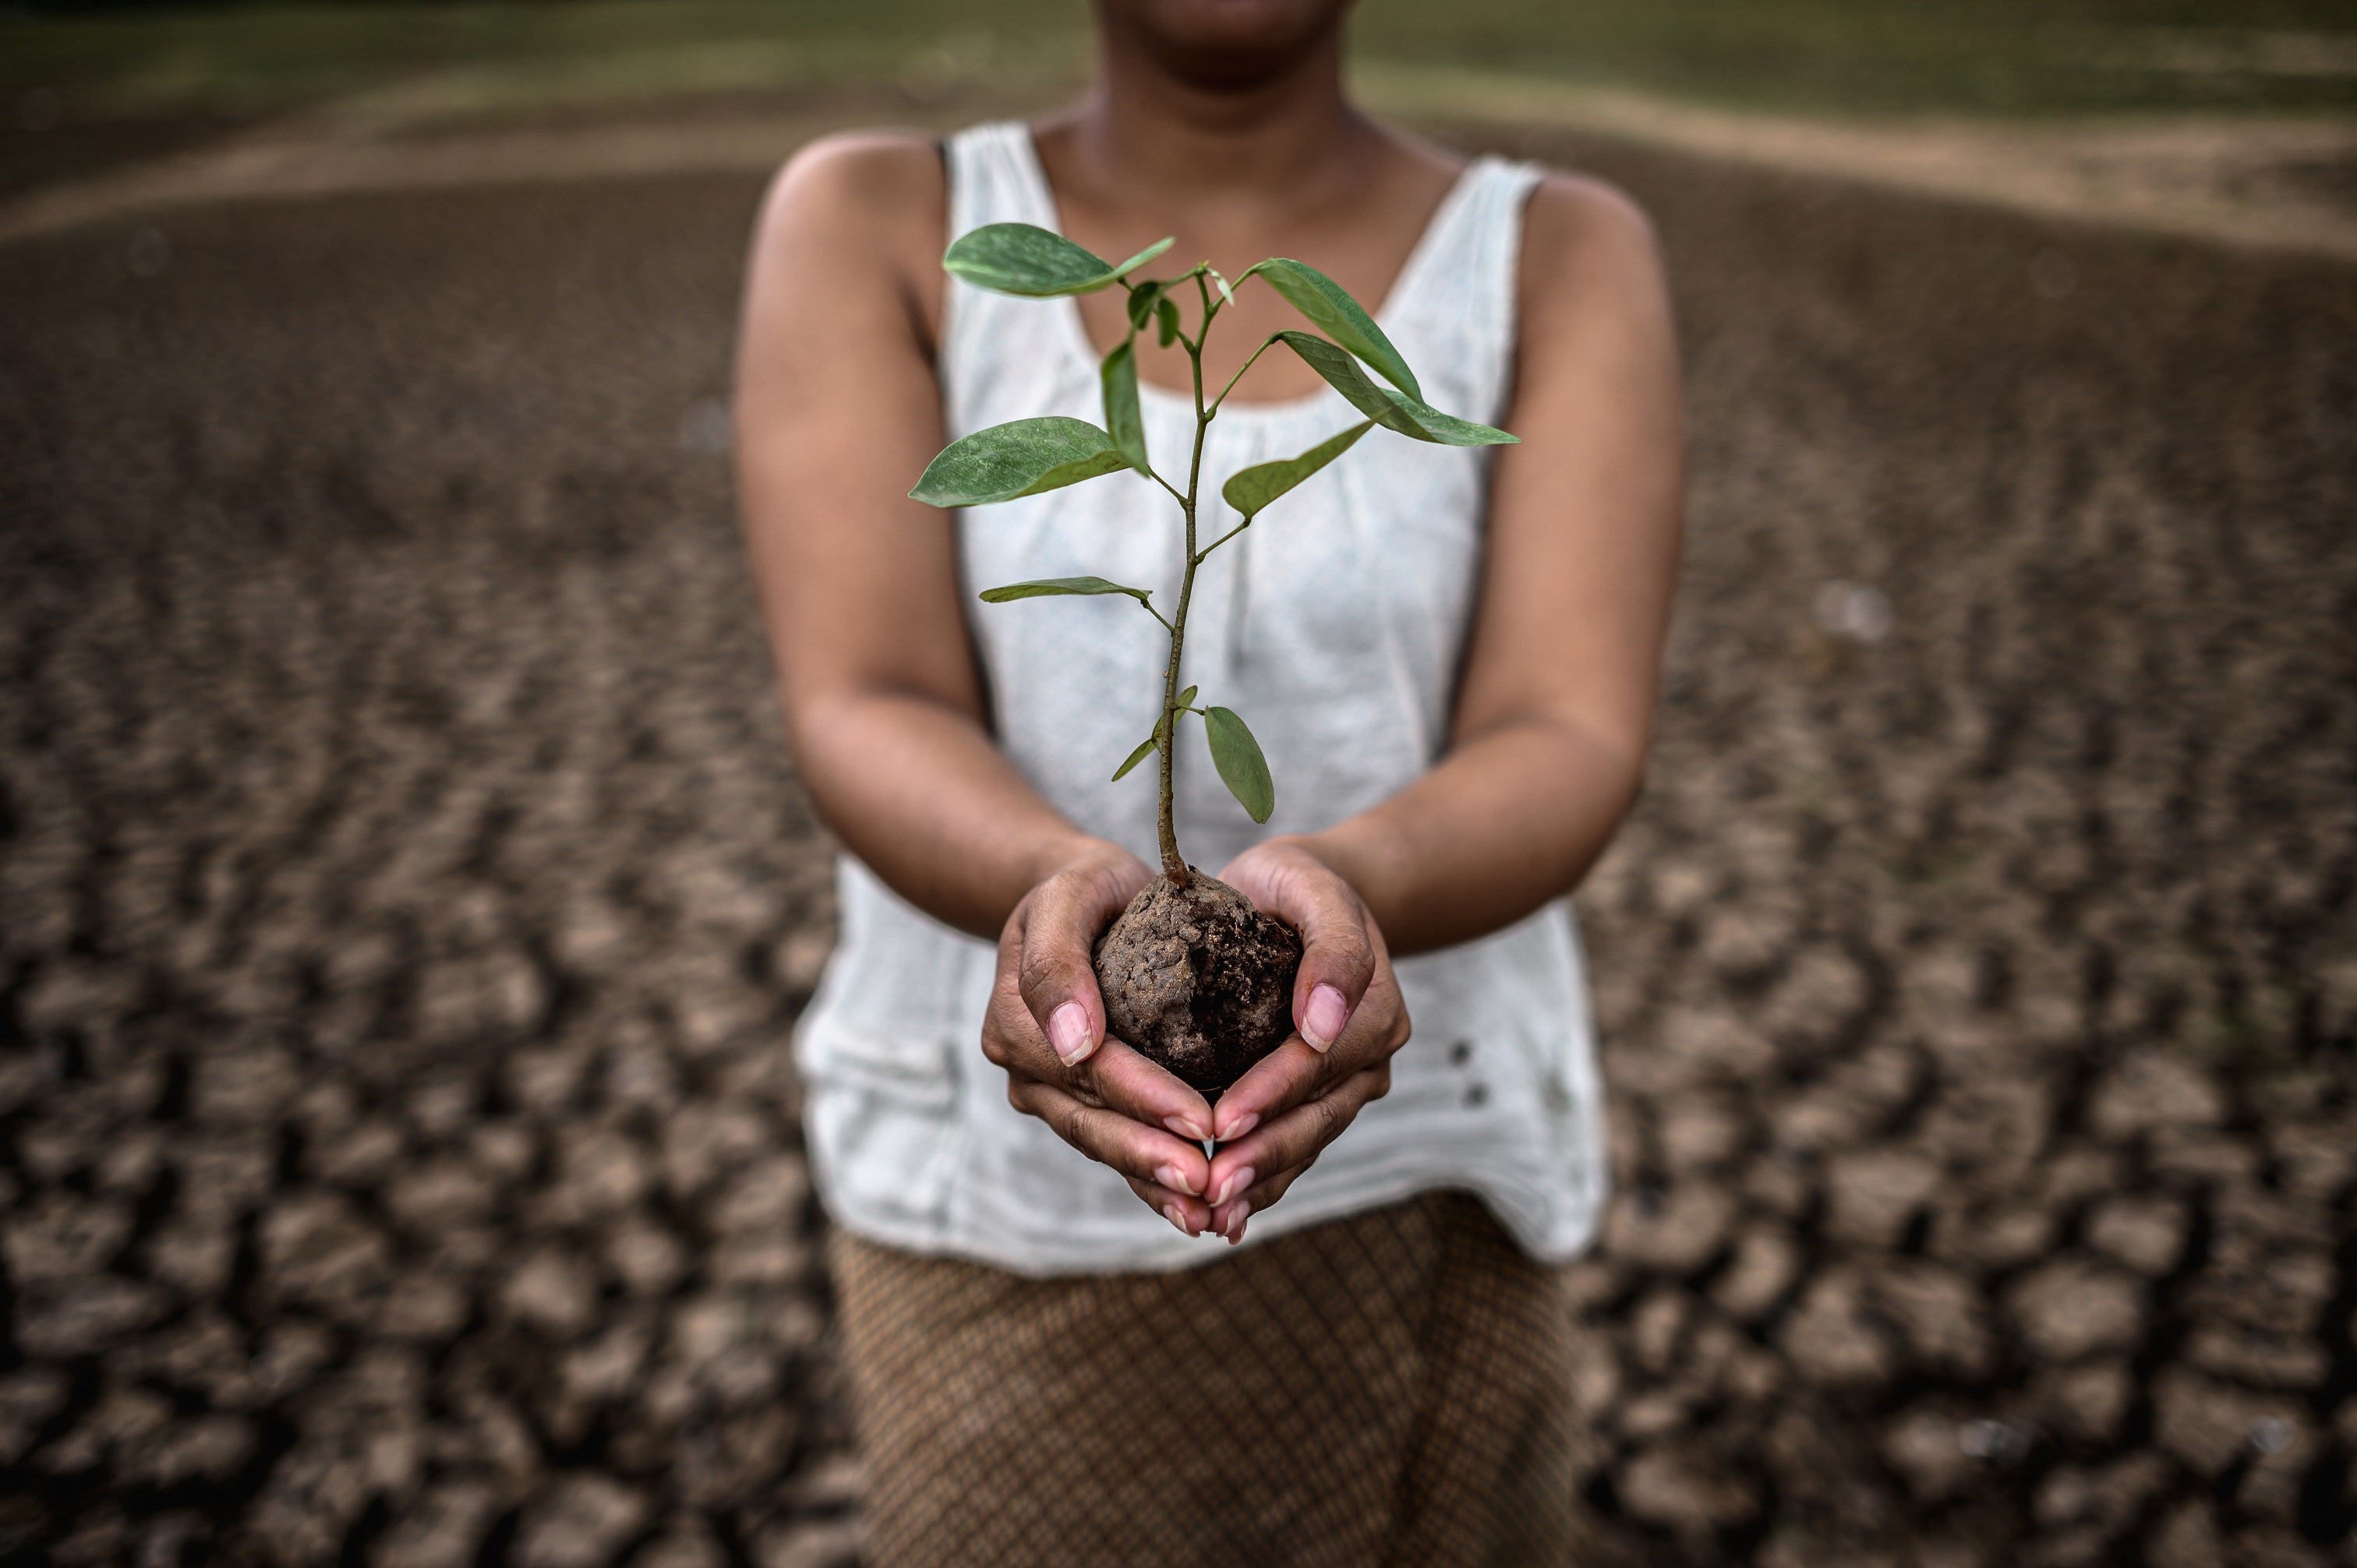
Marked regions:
[734,0,1680,1559]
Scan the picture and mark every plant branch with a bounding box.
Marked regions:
[1210,333,1281,415]
[1195,517,1252,563]
[1195,272,1221,341]
[1165,264,1209,351]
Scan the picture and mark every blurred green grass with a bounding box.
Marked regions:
[2,2,1075,116]
[4,0,2356,196]
[1365,0,2357,116]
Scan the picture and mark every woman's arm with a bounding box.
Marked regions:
[735,133,1098,938]
[1279,173,1685,957]
[1192,175,1684,1234]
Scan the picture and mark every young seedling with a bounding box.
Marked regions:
[911,223,1515,1092]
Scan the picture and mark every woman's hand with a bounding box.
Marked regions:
[1200,838,1411,1245]
[982,837,1408,1244]
[981,840,1225,1236]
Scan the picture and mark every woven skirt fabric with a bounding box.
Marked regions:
[830,1190,1583,1568]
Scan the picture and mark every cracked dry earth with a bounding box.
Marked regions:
[1,120,2353,1566]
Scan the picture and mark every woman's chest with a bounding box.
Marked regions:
[959,399,1489,687]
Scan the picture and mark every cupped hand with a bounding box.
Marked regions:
[1200,837,1410,1245]
[981,839,1225,1237]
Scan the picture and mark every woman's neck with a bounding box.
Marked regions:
[1056,18,1380,215]
[1030,7,1458,403]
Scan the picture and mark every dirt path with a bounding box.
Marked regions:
[1,91,2353,1566]
[4,67,2356,262]
[1371,69,2357,263]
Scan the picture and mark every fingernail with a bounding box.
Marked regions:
[1225,1201,1251,1245]
[1048,1002,1095,1065]
[1164,1114,1209,1142]
[1162,1202,1192,1236]
[1217,1111,1259,1143]
[1211,1165,1255,1209]
[1154,1163,1198,1196]
[1302,984,1350,1051]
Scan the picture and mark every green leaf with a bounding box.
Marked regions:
[1221,420,1374,517]
[1274,333,1518,447]
[1109,238,1178,280]
[1376,387,1518,447]
[1155,295,1180,348]
[1208,267,1235,305]
[1100,340,1149,475]
[1246,258,1422,400]
[942,224,1174,298]
[1111,733,1159,782]
[1276,331,1418,432]
[977,575,1151,606]
[1204,706,1274,824]
[1126,281,1160,332]
[1273,332,1420,434]
[910,417,1132,507]
[1113,682,1196,782]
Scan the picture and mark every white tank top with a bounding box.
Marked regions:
[793,121,1607,1274]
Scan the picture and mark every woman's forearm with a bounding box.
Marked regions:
[1299,715,1645,956]
[799,697,1640,954]
[1293,171,1680,958]
[790,689,1104,941]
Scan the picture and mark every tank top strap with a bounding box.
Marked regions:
[1383,156,1547,428]
[945,119,1056,234]
[938,122,1073,439]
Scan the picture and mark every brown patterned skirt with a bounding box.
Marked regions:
[830,1191,1585,1567]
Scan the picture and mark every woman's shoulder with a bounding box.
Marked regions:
[750,130,949,327]
[1489,166,1678,384]
[1374,123,1663,324]
[1518,165,1665,299]
[759,128,944,221]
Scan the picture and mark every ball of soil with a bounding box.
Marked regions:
[1094,869,1303,1096]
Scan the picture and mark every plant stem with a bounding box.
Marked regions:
[1210,333,1280,415]
[1195,517,1250,563]
[1152,274,1221,883]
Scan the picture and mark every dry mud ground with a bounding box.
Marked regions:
[2,116,2355,1566]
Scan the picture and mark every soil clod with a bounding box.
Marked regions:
[1094,870,1302,1095]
